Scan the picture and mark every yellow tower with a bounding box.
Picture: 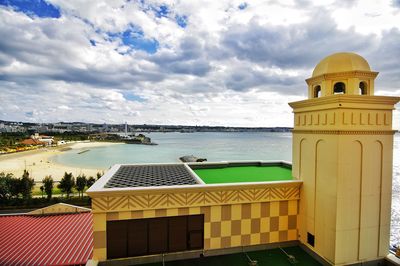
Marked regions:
[289,52,399,265]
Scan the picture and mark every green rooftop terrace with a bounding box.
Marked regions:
[191,163,293,184]
[142,246,322,266]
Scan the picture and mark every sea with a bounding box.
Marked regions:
[52,132,400,246]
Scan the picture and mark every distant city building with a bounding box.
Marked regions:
[31,133,54,146]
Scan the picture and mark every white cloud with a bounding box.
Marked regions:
[58,105,70,110]
[331,0,400,35]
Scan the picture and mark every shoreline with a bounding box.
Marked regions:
[0,141,122,181]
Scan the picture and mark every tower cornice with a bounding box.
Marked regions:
[292,129,397,135]
[306,71,379,85]
[289,95,399,131]
[289,95,400,111]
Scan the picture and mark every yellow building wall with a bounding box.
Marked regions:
[90,183,301,261]
[291,95,398,265]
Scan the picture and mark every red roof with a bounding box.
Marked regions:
[0,212,93,266]
[21,139,45,145]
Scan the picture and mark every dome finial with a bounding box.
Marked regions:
[306,52,378,98]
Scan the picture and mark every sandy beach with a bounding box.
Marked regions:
[0,142,120,181]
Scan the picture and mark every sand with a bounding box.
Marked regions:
[0,141,120,181]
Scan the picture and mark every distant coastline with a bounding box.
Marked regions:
[0,119,293,134]
[0,141,121,181]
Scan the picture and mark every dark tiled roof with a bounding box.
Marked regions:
[104,165,198,188]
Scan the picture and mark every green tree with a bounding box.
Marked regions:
[75,174,87,198]
[58,172,75,198]
[40,185,44,198]
[96,172,102,180]
[20,170,34,200]
[0,172,14,201]
[87,176,96,188]
[9,177,21,199]
[42,175,54,200]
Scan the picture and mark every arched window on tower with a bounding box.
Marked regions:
[359,81,368,95]
[314,85,321,98]
[333,82,345,94]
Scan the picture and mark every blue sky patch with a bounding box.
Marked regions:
[238,2,248,10]
[25,111,33,117]
[121,29,159,54]
[106,28,159,54]
[0,0,61,18]
[155,4,169,18]
[122,92,146,102]
[139,2,170,18]
[175,15,188,28]
[89,39,96,46]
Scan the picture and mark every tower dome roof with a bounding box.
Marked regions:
[312,52,371,77]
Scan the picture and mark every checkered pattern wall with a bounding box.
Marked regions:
[92,200,298,260]
[91,183,301,261]
[203,201,298,249]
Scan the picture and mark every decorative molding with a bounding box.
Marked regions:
[322,113,328,125]
[305,70,378,85]
[294,111,393,128]
[91,186,301,212]
[342,113,348,125]
[292,130,396,135]
[289,95,400,109]
[314,114,319,125]
[384,113,389,126]
[376,113,381,126]
[351,113,356,125]
[296,115,300,126]
[331,113,336,125]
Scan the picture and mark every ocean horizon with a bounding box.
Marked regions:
[52,132,293,168]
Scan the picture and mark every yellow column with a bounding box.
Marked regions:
[290,95,399,265]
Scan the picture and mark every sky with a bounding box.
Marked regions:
[0,0,400,128]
